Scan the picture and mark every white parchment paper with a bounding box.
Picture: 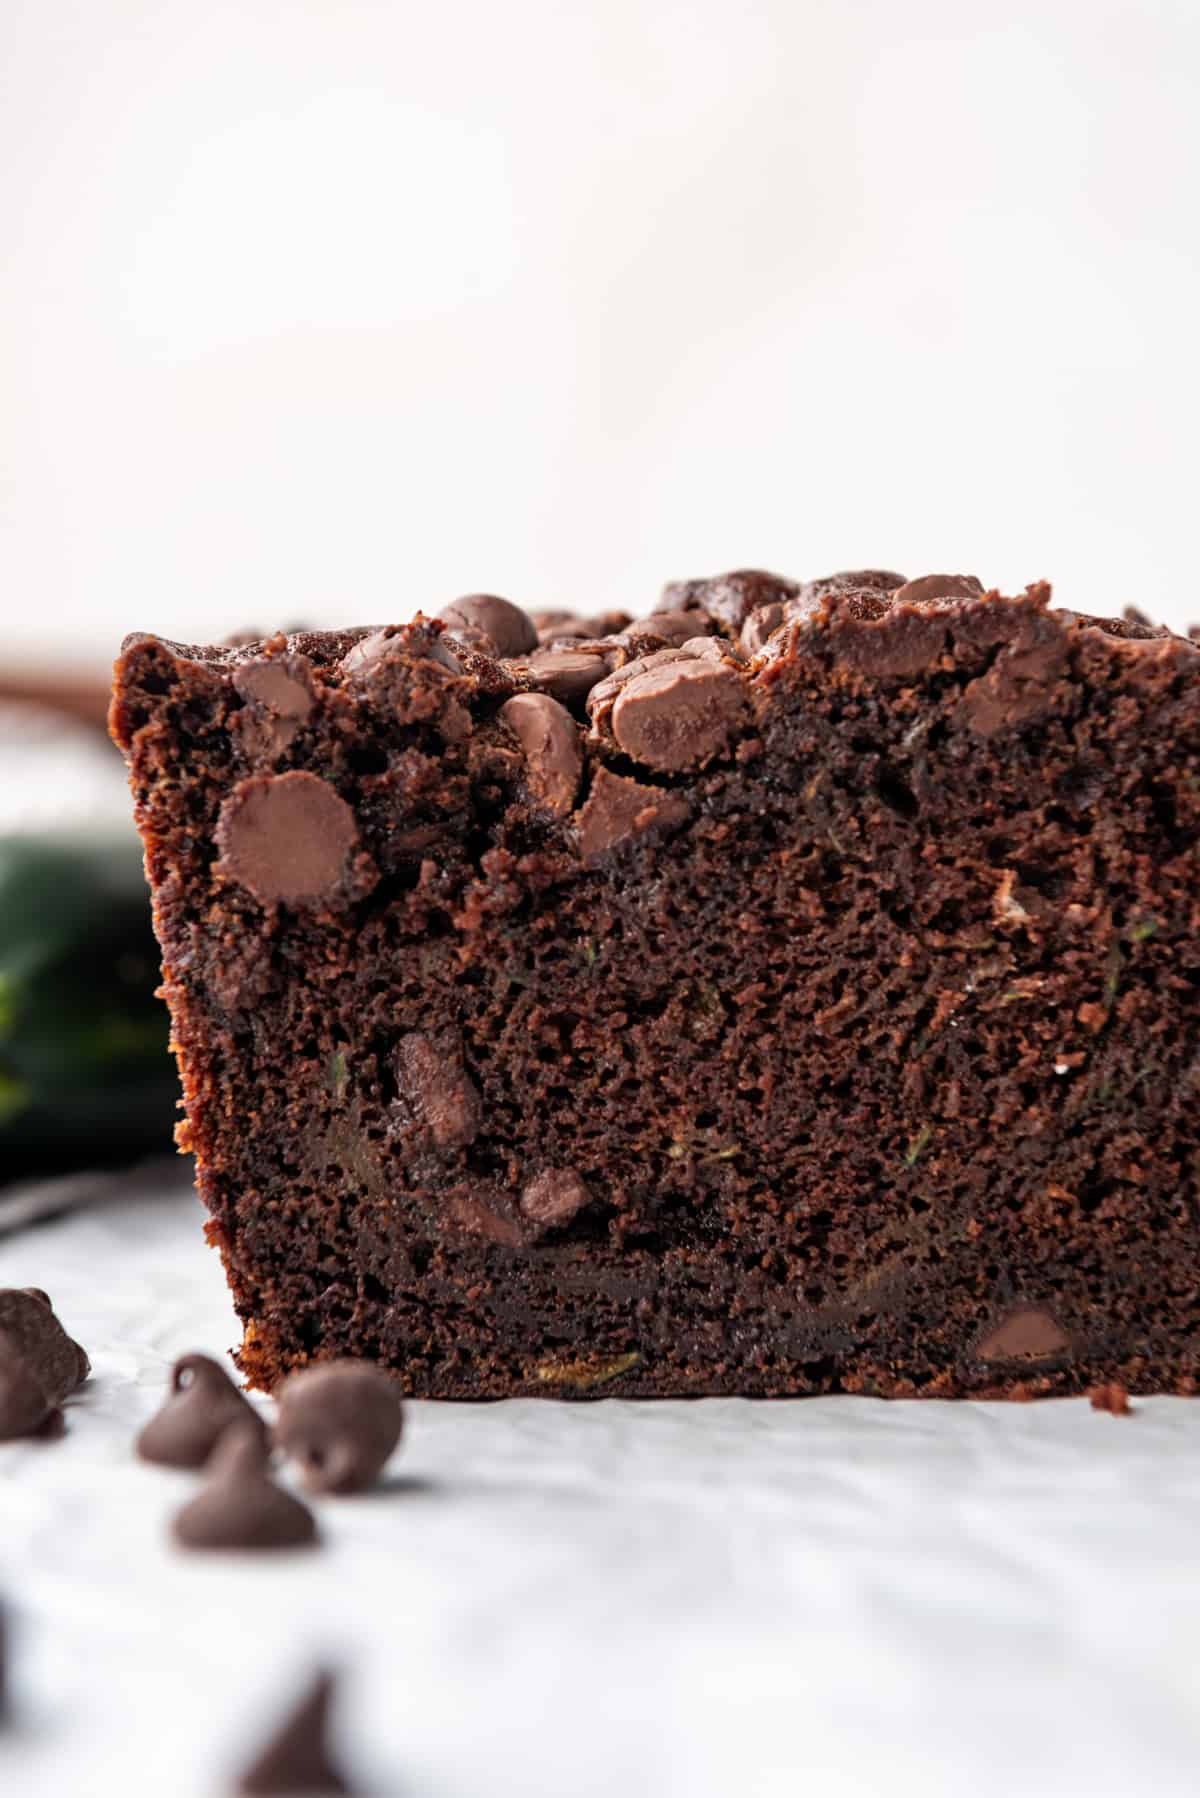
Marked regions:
[1,1175,1199,1798]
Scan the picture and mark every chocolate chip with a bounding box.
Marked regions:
[798,569,906,604]
[0,1288,88,1408]
[739,604,790,654]
[622,609,713,649]
[172,1424,317,1553]
[661,570,800,632]
[137,1352,269,1470]
[438,594,537,658]
[610,659,746,771]
[394,1032,481,1148]
[680,635,746,664]
[835,604,950,678]
[523,647,614,705]
[536,617,620,646]
[891,573,985,607]
[975,1307,1070,1362]
[532,609,580,643]
[577,768,690,862]
[216,772,363,908]
[520,1168,591,1226]
[499,692,582,816]
[0,1353,55,1440]
[959,611,1069,736]
[342,625,465,677]
[235,1670,353,1795]
[786,580,898,630]
[813,586,895,622]
[340,628,399,675]
[447,1187,527,1247]
[588,610,633,637]
[273,1361,403,1495]
[1066,608,1170,644]
[426,632,465,673]
[234,657,315,754]
[586,649,695,735]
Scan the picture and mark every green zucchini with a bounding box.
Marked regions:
[0,834,176,1175]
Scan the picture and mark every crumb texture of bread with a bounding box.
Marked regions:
[109,579,1200,1398]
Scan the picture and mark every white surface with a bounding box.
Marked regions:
[3,0,1200,663]
[1,1178,1199,1796]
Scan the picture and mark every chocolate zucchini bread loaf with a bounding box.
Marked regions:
[111,572,1200,1397]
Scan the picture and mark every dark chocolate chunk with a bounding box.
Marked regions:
[394,1032,481,1148]
[172,1424,317,1553]
[0,1289,88,1407]
[975,1307,1070,1362]
[661,570,800,633]
[576,767,690,862]
[524,646,614,705]
[137,1352,268,1470]
[235,1670,352,1795]
[215,772,362,908]
[438,594,537,658]
[891,573,985,607]
[610,660,746,772]
[520,1168,591,1226]
[0,1353,55,1440]
[273,1361,403,1495]
[499,693,582,816]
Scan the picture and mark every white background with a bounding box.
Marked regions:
[3,0,1200,667]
